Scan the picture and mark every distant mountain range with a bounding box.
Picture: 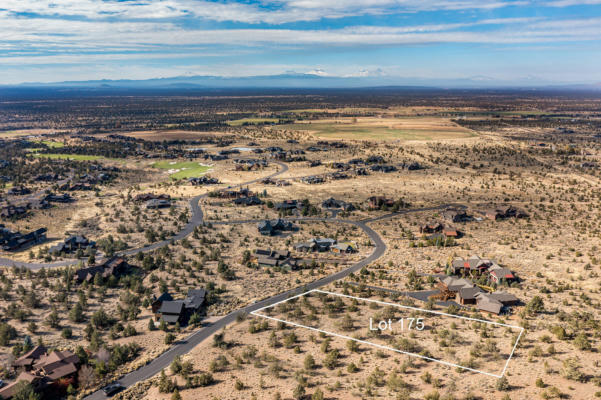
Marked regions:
[4,72,601,90]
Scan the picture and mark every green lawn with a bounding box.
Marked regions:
[35,140,65,148]
[33,153,103,161]
[226,118,279,126]
[152,161,211,179]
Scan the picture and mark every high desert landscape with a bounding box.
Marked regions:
[2,1,601,399]
[0,89,600,400]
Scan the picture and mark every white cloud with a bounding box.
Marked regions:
[1,14,600,51]
[0,0,529,24]
[545,0,601,6]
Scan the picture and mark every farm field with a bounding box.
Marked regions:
[278,116,476,141]
[226,117,280,126]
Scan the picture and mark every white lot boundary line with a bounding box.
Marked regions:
[251,289,524,378]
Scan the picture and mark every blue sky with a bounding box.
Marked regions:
[0,0,600,85]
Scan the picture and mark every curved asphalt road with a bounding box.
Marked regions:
[84,218,385,400]
[5,159,459,399]
[0,162,289,269]
[84,208,464,399]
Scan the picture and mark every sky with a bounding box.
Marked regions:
[1,0,601,85]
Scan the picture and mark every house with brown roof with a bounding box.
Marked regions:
[442,208,470,223]
[0,372,46,399]
[457,286,483,305]
[438,276,474,293]
[420,222,443,234]
[483,205,528,220]
[368,196,394,210]
[1,347,80,399]
[73,257,128,284]
[475,292,519,315]
[34,350,79,380]
[449,255,496,276]
[13,345,47,369]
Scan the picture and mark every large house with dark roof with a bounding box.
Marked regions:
[73,257,128,284]
[155,288,206,325]
[257,219,298,236]
[49,235,95,255]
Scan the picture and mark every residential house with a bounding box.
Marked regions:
[450,255,517,284]
[233,196,263,206]
[254,249,290,260]
[156,301,186,324]
[73,257,128,284]
[449,255,496,276]
[438,276,474,293]
[420,222,444,234]
[488,266,517,284]
[218,188,253,199]
[151,292,174,314]
[475,292,519,315]
[442,225,459,238]
[442,208,470,223]
[134,193,170,203]
[294,238,336,253]
[146,198,171,209]
[234,159,268,171]
[188,176,219,185]
[321,198,355,211]
[13,346,48,369]
[0,372,46,399]
[0,227,47,251]
[1,346,80,399]
[457,286,483,305]
[257,219,297,236]
[367,196,394,210]
[254,248,300,270]
[45,193,74,203]
[301,176,324,184]
[483,205,528,220]
[275,200,299,212]
[0,204,28,219]
[7,186,31,196]
[49,235,95,255]
[370,164,397,173]
[332,241,358,253]
[156,289,206,324]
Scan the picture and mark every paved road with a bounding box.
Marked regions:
[0,162,289,269]
[84,203,468,399]
[84,217,385,399]
[4,160,459,399]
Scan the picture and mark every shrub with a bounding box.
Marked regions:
[304,354,315,370]
[165,333,176,345]
[573,333,591,351]
[526,296,544,315]
[496,376,510,391]
[312,388,324,400]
